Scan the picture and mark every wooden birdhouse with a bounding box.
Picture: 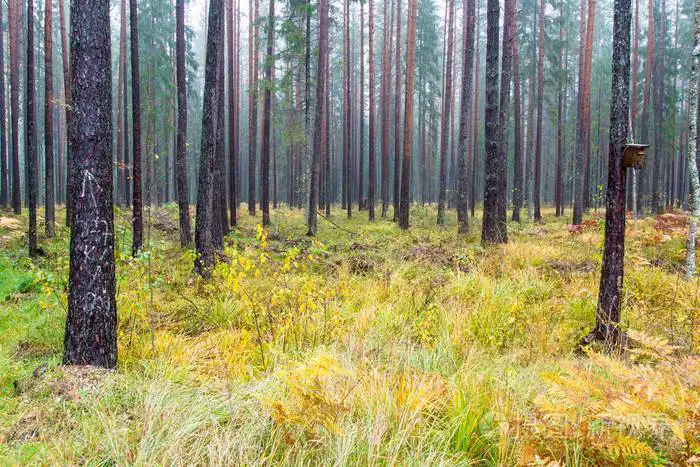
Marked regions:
[622,143,649,169]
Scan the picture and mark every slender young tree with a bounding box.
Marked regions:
[44,0,54,237]
[368,0,376,221]
[437,0,455,225]
[533,0,545,222]
[308,0,328,235]
[482,0,507,243]
[588,0,631,348]
[248,0,258,215]
[457,0,475,233]
[260,0,275,226]
[63,0,116,368]
[393,0,402,221]
[130,0,143,256]
[59,0,73,224]
[27,0,38,255]
[227,0,237,227]
[398,0,417,229]
[176,0,191,246]
[195,0,223,276]
[685,0,699,279]
[0,0,7,209]
[9,0,20,214]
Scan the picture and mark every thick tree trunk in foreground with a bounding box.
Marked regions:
[63,0,116,368]
[176,0,192,246]
[130,0,143,256]
[27,0,38,255]
[685,0,699,279]
[458,0,476,233]
[482,0,506,243]
[45,0,55,237]
[437,0,455,225]
[195,0,223,276]
[9,0,20,214]
[589,0,631,348]
[368,0,376,221]
[398,0,417,229]
[307,0,328,236]
[260,0,275,226]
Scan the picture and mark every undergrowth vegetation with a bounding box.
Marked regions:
[0,205,697,465]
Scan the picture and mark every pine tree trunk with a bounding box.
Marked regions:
[130,0,143,256]
[358,2,365,210]
[482,0,506,243]
[44,0,54,237]
[116,0,126,209]
[63,0,116,368]
[398,0,417,229]
[471,5,480,217]
[260,0,274,226]
[512,3,523,222]
[381,0,394,218]
[555,0,565,217]
[307,0,328,235]
[226,0,236,226]
[176,0,192,246]
[27,0,38,255]
[499,0,514,223]
[582,0,596,212]
[638,0,653,215]
[685,0,699,279]
[368,0,376,220]
[651,0,665,214]
[344,0,352,219]
[589,0,631,349]
[248,0,258,215]
[195,0,223,276]
[393,0,402,221]
[458,0,476,233]
[437,0,455,225]
[533,0,545,222]
[0,0,7,209]
[9,0,20,214]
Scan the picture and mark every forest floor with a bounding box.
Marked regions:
[0,204,698,465]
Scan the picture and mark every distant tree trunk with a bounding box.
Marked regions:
[123,45,130,207]
[9,0,20,214]
[0,0,7,209]
[248,0,258,215]
[651,0,665,214]
[533,0,545,222]
[130,0,143,256]
[629,0,639,215]
[471,6,480,217]
[44,0,54,237]
[555,0,565,217]
[176,0,192,246]
[398,0,417,229]
[458,0,475,233]
[582,0,596,212]
[260,0,274,226]
[437,0,455,225]
[116,0,126,209]
[307,0,328,235]
[588,0,630,348]
[63,0,116,368]
[381,0,394,218]
[27,0,38,255]
[573,0,587,225]
[214,20,228,240]
[499,0,514,223]
[195,0,223,276]
[525,2,537,218]
[368,0,376,220]
[512,3,523,222]
[393,0,402,221]
[358,1,365,210]
[227,0,237,226]
[482,0,506,243]
[685,0,699,279]
[343,0,352,219]
[638,0,653,215]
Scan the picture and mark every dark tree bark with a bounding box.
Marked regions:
[176,0,191,246]
[63,0,116,368]
[398,0,417,229]
[27,0,38,255]
[393,0,402,221]
[512,4,524,222]
[260,0,275,226]
[533,0,545,222]
[358,1,364,210]
[44,0,54,237]
[9,0,20,214]
[437,0,455,225]
[213,16,227,244]
[130,0,143,256]
[307,0,328,235]
[457,0,475,233]
[0,0,7,209]
[499,0,514,224]
[227,0,237,227]
[471,5,480,217]
[588,0,631,349]
[248,0,258,215]
[195,0,223,276]
[481,0,506,243]
[368,0,376,221]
